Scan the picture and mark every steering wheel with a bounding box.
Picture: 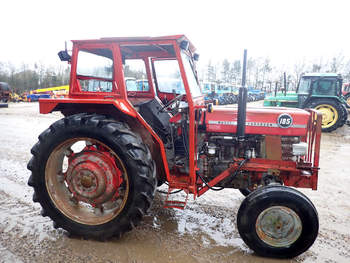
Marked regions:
[158,94,185,113]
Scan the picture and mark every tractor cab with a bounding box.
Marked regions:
[40,35,205,187]
[297,73,343,107]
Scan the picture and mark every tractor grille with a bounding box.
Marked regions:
[281,136,300,161]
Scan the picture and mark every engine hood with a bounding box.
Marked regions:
[205,105,310,136]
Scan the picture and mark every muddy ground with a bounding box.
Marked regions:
[0,102,349,263]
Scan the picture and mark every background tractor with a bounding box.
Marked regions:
[28,35,322,259]
[264,73,348,132]
[0,82,10,103]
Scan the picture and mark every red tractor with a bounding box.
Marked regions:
[28,35,322,258]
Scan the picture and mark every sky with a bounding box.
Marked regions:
[1,0,350,70]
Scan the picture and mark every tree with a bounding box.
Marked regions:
[206,60,216,82]
[232,60,241,85]
[328,54,344,72]
[293,59,306,88]
[261,58,272,89]
[246,58,255,86]
[221,59,231,83]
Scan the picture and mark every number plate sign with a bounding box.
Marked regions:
[277,114,293,128]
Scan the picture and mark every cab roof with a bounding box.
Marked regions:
[71,35,195,51]
[303,73,341,78]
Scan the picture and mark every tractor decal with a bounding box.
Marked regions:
[208,120,306,128]
[277,114,293,128]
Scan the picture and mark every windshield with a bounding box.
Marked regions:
[181,52,202,98]
[298,78,311,94]
[153,59,185,94]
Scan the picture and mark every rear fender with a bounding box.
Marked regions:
[305,96,343,106]
[39,98,169,183]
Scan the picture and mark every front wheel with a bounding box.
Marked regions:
[27,114,157,239]
[237,185,318,258]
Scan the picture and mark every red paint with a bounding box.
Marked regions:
[206,106,310,136]
[65,146,123,206]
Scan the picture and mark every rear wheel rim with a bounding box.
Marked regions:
[45,137,129,225]
[256,206,302,247]
[315,104,338,128]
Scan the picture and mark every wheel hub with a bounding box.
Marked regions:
[65,148,122,206]
[315,104,338,128]
[319,108,334,124]
[256,206,302,247]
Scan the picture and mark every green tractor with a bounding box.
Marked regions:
[264,73,348,132]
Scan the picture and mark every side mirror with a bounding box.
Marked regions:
[58,50,71,62]
[180,40,189,50]
[193,53,200,61]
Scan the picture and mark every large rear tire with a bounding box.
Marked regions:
[306,99,344,132]
[27,113,157,239]
[237,185,318,258]
[339,104,348,127]
[344,93,350,107]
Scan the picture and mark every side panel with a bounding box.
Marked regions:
[206,106,309,136]
[263,94,298,107]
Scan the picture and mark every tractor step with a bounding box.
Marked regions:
[164,187,189,210]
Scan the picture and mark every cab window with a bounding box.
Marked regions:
[124,59,149,91]
[312,79,336,96]
[153,59,185,94]
[76,49,114,93]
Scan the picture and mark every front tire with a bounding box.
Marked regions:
[239,188,252,196]
[27,113,156,239]
[237,185,318,258]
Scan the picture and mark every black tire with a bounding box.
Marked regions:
[344,93,350,108]
[237,185,318,259]
[239,188,251,196]
[306,99,344,132]
[27,113,157,239]
[338,104,348,127]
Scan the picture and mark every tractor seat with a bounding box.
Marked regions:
[137,97,172,143]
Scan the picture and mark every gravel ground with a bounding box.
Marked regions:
[0,102,349,263]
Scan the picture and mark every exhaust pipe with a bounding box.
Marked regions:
[237,49,248,140]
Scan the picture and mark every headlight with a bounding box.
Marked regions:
[292,142,308,156]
